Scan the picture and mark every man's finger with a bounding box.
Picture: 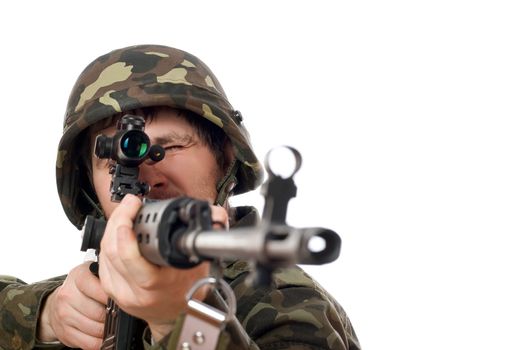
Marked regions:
[210,205,229,230]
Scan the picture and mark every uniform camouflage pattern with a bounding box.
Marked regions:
[220,261,360,350]
[0,208,360,350]
[0,266,359,350]
[0,275,63,349]
[56,44,264,229]
[153,261,360,350]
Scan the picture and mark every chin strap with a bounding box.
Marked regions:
[80,187,105,218]
[215,160,239,206]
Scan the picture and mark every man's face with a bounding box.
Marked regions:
[91,109,223,218]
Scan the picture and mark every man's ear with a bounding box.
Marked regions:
[215,139,239,207]
[222,139,236,173]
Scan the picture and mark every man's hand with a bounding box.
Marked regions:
[38,262,108,350]
[98,194,229,342]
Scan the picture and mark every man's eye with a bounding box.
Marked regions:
[164,145,184,152]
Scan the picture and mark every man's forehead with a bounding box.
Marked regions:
[89,120,197,144]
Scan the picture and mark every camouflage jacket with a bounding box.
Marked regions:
[0,207,360,350]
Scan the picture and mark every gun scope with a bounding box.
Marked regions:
[95,114,164,167]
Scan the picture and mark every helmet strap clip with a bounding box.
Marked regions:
[215,160,239,206]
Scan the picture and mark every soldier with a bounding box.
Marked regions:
[0,45,360,350]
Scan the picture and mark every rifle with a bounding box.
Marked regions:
[81,115,341,349]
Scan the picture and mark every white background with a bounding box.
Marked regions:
[0,1,524,349]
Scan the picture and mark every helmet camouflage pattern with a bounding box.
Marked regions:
[57,44,263,229]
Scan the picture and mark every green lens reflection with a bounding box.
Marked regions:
[121,131,149,158]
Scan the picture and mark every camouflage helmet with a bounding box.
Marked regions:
[57,44,263,229]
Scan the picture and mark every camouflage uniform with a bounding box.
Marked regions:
[0,45,360,349]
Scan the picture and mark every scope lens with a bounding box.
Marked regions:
[120,130,149,158]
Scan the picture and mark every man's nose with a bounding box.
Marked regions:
[139,161,168,190]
